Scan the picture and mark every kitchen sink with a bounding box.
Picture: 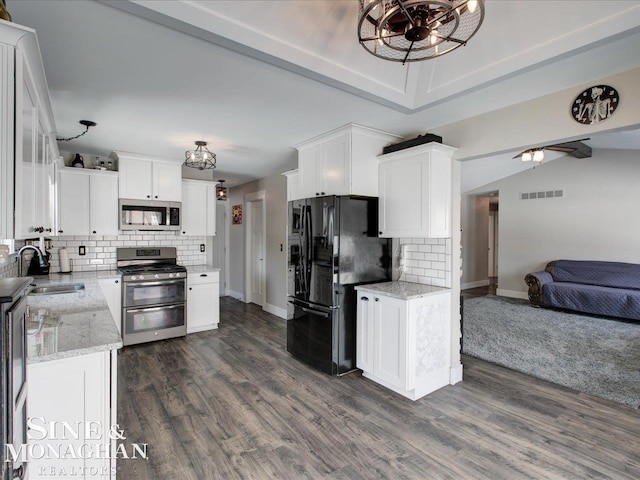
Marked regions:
[29,283,85,295]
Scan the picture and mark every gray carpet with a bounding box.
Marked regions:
[462,295,640,409]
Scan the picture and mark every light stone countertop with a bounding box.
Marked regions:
[26,271,122,364]
[186,265,221,275]
[355,281,450,300]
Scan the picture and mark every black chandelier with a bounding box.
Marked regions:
[357,0,485,64]
[216,179,227,201]
[184,141,216,170]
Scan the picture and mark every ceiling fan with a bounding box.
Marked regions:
[514,139,592,162]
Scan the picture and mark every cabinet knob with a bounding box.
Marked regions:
[375,298,379,302]
[155,195,158,199]
[147,195,151,199]
[115,280,119,284]
[182,231,186,234]
[45,228,52,232]
[321,192,325,195]
[316,193,319,196]
[189,287,192,290]
[379,231,383,235]
[92,230,97,234]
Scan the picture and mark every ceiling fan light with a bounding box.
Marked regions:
[521,151,533,162]
[533,149,545,162]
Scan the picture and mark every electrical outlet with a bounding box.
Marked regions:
[200,244,205,253]
[79,246,86,256]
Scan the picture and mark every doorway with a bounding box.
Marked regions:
[488,199,499,287]
[209,202,228,295]
[244,191,266,307]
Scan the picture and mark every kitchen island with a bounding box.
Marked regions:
[355,281,452,400]
[26,272,122,480]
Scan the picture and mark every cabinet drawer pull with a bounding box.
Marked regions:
[361,296,369,301]
[200,274,208,277]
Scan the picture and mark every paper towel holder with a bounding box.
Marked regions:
[59,247,72,274]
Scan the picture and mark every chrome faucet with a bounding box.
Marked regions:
[17,245,48,277]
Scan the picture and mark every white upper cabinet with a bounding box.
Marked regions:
[114,152,182,201]
[7,23,60,239]
[295,124,400,198]
[181,179,216,236]
[282,169,301,201]
[58,169,119,236]
[378,143,457,238]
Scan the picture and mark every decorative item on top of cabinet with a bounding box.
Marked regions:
[112,151,182,202]
[355,286,452,400]
[378,142,457,238]
[181,179,217,236]
[187,270,220,333]
[58,168,119,236]
[294,124,401,198]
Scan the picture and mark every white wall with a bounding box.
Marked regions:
[432,67,640,161]
[467,149,640,297]
[461,195,489,288]
[227,172,288,317]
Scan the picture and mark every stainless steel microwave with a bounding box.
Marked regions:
[118,199,181,231]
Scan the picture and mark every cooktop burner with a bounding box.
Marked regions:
[118,263,186,274]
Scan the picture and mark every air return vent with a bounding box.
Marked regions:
[521,189,564,200]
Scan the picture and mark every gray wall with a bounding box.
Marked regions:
[227,172,288,315]
[467,149,640,297]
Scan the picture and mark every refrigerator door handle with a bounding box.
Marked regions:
[301,306,330,318]
[327,205,334,247]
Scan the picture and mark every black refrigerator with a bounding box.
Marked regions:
[287,195,391,375]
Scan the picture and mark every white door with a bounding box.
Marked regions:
[250,200,265,306]
[90,174,119,236]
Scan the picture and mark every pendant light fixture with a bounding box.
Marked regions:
[521,149,544,163]
[357,0,485,64]
[184,141,216,170]
[216,180,227,201]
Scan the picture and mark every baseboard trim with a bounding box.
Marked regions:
[462,279,490,290]
[263,302,287,320]
[227,289,245,302]
[497,289,529,300]
[450,364,463,385]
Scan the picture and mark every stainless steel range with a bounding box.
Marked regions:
[117,247,187,346]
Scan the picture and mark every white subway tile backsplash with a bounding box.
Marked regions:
[396,238,452,287]
[41,233,208,273]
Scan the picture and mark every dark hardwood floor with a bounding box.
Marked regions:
[117,297,640,479]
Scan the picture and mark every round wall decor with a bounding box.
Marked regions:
[571,85,619,125]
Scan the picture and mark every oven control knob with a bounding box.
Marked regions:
[155,274,160,279]
[169,273,175,278]
[131,276,137,281]
[139,275,144,280]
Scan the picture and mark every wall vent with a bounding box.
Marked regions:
[521,189,564,200]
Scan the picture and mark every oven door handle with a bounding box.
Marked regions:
[125,279,185,287]
[125,304,184,314]
[300,306,330,318]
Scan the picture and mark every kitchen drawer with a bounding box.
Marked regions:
[188,271,219,285]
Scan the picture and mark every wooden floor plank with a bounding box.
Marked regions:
[117,297,640,479]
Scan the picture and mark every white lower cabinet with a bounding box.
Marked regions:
[187,271,220,333]
[28,350,117,479]
[98,277,122,334]
[355,288,451,400]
